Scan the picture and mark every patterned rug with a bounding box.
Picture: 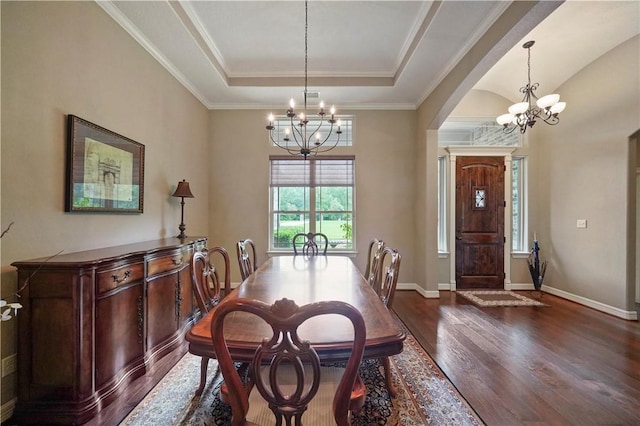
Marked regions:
[121,331,482,425]
[457,290,547,307]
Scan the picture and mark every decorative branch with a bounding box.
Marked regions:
[1,222,14,239]
[1,221,64,300]
[14,249,65,297]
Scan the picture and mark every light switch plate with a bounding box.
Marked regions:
[577,219,587,229]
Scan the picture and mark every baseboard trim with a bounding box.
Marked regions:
[540,285,638,321]
[1,398,16,423]
[397,283,439,298]
[438,282,454,291]
[399,282,638,320]
[508,282,537,291]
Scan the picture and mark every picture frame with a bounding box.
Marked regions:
[65,115,145,213]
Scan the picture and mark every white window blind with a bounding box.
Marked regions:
[270,158,354,187]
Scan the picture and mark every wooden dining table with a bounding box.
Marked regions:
[185,255,405,363]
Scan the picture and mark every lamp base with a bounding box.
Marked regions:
[177,223,187,239]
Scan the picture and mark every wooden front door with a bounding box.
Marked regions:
[455,156,505,289]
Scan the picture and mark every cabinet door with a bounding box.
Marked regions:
[95,282,145,388]
[146,273,180,350]
[179,260,195,327]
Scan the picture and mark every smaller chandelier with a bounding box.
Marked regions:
[496,40,566,134]
[266,0,341,159]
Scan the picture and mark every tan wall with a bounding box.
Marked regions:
[413,0,556,295]
[537,35,640,310]
[208,109,417,284]
[435,35,640,308]
[1,1,209,406]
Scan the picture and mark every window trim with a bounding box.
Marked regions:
[268,155,356,254]
[437,155,448,253]
[511,156,528,254]
[445,147,517,287]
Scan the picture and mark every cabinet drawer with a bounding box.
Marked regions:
[147,250,187,277]
[97,263,144,294]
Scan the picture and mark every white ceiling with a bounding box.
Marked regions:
[101,1,639,111]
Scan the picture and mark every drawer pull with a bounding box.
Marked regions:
[172,256,183,265]
[112,270,131,284]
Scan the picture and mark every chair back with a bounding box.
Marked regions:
[211,297,366,426]
[191,247,230,313]
[236,239,257,281]
[378,247,401,309]
[293,232,328,256]
[365,238,386,291]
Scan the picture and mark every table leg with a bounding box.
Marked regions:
[382,357,397,398]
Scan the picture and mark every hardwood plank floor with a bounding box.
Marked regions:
[392,290,640,426]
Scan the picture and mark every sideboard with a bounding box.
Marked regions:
[11,237,207,424]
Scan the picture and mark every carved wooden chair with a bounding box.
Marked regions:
[211,297,366,426]
[292,232,328,256]
[236,239,257,281]
[190,246,231,395]
[376,246,402,397]
[365,238,386,291]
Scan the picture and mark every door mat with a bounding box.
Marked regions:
[457,290,547,307]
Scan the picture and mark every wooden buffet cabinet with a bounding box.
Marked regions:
[11,237,207,424]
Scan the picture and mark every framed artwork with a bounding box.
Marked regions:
[65,115,145,213]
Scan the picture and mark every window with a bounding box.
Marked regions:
[269,157,355,252]
[270,116,354,147]
[438,119,520,147]
[512,157,527,252]
[437,156,447,252]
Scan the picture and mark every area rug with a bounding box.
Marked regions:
[121,331,482,425]
[457,290,546,307]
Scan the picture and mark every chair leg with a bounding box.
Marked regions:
[381,356,397,398]
[221,362,253,405]
[349,373,367,413]
[195,356,209,396]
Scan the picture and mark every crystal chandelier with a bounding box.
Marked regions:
[496,40,567,134]
[266,0,341,159]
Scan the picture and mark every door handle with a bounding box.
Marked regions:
[456,236,462,240]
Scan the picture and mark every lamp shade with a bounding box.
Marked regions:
[496,113,515,126]
[172,180,194,198]
[536,94,560,109]
[550,101,567,114]
[508,102,529,115]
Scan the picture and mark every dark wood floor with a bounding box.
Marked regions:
[392,290,640,426]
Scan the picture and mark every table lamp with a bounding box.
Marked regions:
[171,179,194,239]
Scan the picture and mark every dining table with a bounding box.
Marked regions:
[185,255,406,364]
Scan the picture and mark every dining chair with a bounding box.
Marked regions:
[190,246,231,396]
[236,238,257,281]
[211,297,367,426]
[292,232,328,256]
[365,238,386,291]
[377,246,402,397]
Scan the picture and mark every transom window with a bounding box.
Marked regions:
[270,116,354,147]
[438,119,519,147]
[269,156,355,252]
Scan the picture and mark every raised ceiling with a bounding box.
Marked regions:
[101,1,639,110]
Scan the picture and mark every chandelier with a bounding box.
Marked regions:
[496,40,566,134]
[266,0,341,159]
